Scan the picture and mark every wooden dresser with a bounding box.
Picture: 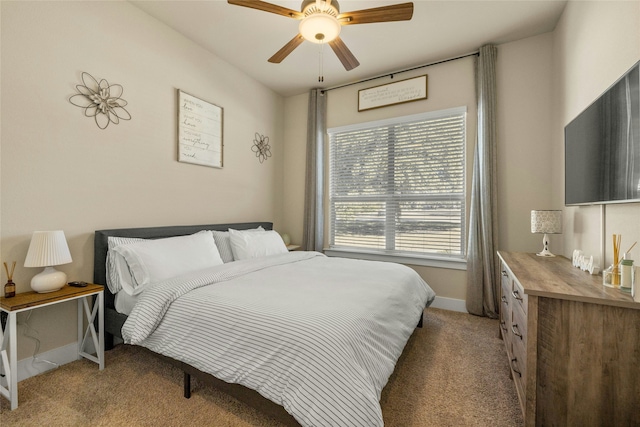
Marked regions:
[497,251,640,426]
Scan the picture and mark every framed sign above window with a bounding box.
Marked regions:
[358,75,428,112]
[177,90,223,168]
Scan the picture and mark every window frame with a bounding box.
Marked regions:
[326,106,467,269]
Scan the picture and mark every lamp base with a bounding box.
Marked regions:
[536,233,556,257]
[536,249,556,257]
[31,266,67,293]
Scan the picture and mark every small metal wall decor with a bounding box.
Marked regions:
[69,72,131,129]
[252,133,271,163]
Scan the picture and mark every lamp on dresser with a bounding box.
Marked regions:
[24,230,72,293]
[531,210,562,257]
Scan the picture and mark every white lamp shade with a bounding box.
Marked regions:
[299,14,341,43]
[531,210,562,234]
[24,230,72,267]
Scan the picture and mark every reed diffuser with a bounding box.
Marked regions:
[4,261,16,298]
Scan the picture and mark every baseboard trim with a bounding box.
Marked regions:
[429,296,467,313]
[15,342,79,382]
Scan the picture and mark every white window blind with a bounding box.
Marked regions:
[328,107,466,260]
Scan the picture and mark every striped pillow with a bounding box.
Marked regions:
[106,236,145,294]
[210,230,235,263]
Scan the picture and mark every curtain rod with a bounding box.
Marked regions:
[322,50,479,93]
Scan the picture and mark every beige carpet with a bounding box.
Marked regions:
[0,308,524,426]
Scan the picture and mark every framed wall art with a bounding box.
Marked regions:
[358,75,428,112]
[177,90,223,168]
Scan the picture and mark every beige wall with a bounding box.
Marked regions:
[552,1,640,267]
[496,33,555,254]
[1,1,284,359]
[282,93,309,247]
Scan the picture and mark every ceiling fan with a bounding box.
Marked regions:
[227,0,414,71]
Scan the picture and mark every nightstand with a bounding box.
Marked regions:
[0,283,104,410]
[286,244,301,251]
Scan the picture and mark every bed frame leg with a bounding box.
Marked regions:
[104,332,115,351]
[417,313,423,328]
[184,372,191,398]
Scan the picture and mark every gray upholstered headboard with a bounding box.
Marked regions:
[93,222,273,310]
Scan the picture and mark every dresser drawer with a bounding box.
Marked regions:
[500,258,527,418]
[510,338,527,413]
[511,298,527,397]
[500,270,511,340]
[510,279,527,316]
[511,295,527,342]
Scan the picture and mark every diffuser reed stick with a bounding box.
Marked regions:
[612,234,621,286]
[3,261,15,281]
[625,241,637,256]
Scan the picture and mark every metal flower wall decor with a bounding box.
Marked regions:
[69,72,131,129]
[252,133,272,163]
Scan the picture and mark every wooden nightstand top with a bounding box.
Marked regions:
[0,283,103,312]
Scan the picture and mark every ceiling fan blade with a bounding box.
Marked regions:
[227,0,303,19]
[268,34,305,63]
[329,37,360,71]
[338,2,414,25]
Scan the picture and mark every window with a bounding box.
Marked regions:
[328,107,466,264]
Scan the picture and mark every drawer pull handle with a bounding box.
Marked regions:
[501,295,508,304]
[501,270,508,277]
[511,290,523,302]
[500,320,507,332]
[511,324,523,339]
[510,358,522,377]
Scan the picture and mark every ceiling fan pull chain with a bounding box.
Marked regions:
[318,43,325,82]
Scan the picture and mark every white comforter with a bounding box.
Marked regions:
[122,252,435,427]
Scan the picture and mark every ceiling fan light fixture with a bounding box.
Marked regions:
[299,14,341,43]
[228,0,413,71]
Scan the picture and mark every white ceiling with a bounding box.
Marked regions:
[131,0,567,97]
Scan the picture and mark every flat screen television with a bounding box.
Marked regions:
[565,61,640,205]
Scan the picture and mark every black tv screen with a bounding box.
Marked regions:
[565,61,640,205]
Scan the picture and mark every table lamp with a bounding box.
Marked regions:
[24,230,72,293]
[531,210,562,257]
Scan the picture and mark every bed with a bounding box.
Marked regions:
[93,222,435,427]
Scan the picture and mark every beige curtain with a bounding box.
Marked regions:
[466,45,499,318]
[302,89,326,252]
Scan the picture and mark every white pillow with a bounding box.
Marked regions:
[112,231,223,295]
[211,227,265,263]
[228,229,288,261]
[106,236,145,294]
